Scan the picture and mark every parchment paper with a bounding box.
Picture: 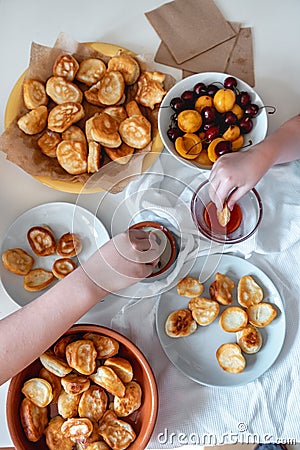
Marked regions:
[0,33,174,193]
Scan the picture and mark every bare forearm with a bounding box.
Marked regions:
[250,114,300,167]
[0,266,107,385]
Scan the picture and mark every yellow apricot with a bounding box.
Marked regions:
[213,89,236,113]
[222,125,240,142]
[194,149,213,166]
[232,134,244,151]
[194,95,213,113]
[231,103,243,119]
[175,133,202,159]
[177,109,202,133]
[207,137,225,162]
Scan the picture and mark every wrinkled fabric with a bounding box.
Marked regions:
[81,153,300,447]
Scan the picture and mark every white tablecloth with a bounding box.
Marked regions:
[77,153,300,448]
[1,0,300,447]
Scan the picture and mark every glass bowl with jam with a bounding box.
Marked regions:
[191,179,263,244]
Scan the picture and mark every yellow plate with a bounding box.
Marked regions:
[4,42,163,194]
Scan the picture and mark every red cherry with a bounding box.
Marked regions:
[202,106,218,123]
[237,91,251,107]
[223,111,238,125]
[181,90,195,103]
[215,140,232,156]
[193,82,207,96]
[244,103,259,118]
[205,125,220,141]
[167,127,183,142]
[206,84,219,97]
[224,76,237,89]
[170,97,185,112]
[239,117,253,134]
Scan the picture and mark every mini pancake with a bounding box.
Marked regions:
[87,141,102,173]
[238,275,264,308]
[52,258,77,279]
[216,343,246,374]
[61,373,90,395]
[236,324,263,354]
[27,225,56,256]
[76,58,107,85]
[135,71,166,109]
[46,76,83,104]
[56,232,82,257]
[57,390,81,419]
[107,52,140,85]
[24,268,55,292]
[209,272,235,305]
[78,385,108,422]
[119,114,151,149]
[177,277,204,298]
[20,397,48,442]
[104,143,134,165]
[219,306,248,332]
[2,248,34,275]
[247,302,277,327]
[90,366,125,398]
[65,339,97,375]
[165,309,197,337]
[17,105,48,135]
[103,357,133,383]
[98,70,125,105]
[40,350,73,377]
[48,102,84,133]
[98,410,136,450]
[188,297,220,326]
[23,78,48,110]
[113,381,142,417]
[61,418,94,441]
[37,129,61,157]
[44,416,74,450]
[53,54,79,81]
[21,377,53,407]
[83,333,119,359]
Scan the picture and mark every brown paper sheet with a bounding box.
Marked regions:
[155,22,240,73]
[225,27,255,87]
[0,33,175,193]
[145,0,236,64]
[182,27,255,87]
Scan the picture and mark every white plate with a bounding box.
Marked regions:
[156,254,286,387]
[158,72,268,171]
[0,202,110,306]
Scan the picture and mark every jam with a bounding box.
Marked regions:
[204,201,242,234]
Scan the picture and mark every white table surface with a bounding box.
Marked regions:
[1,0,300,447]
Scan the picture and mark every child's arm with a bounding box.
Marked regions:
[0,229,159,385]
[209,114,300,210]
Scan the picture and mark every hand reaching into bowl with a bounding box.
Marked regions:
[0,229,160,386]
[209,114,300,211]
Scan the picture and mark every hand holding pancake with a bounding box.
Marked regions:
[81,229,161,292]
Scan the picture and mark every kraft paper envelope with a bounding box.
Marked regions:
[145,0,236,64]
[155,22,240,73]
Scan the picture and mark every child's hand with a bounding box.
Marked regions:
[82,229,161,293]
[209,150,265,211]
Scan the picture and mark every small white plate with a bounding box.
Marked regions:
[0,202,110,306]
[158,72,268,171]
[156,254,286,387]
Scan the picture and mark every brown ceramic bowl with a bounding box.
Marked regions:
[6,323,158,450]
[129,221,178,279]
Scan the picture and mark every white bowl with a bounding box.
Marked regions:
[158,72,268,170]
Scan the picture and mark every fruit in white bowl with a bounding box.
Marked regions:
[158,72,268,170]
